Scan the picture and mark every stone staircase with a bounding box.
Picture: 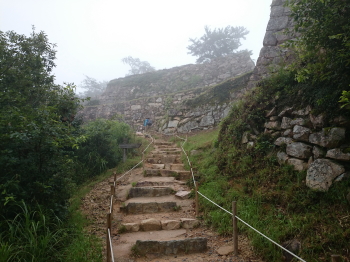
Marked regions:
[112,139,207,260]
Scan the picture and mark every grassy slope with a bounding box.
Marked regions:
[182,72,350,261]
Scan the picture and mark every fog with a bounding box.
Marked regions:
[0,0,271,92]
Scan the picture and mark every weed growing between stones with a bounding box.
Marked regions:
[118,224,127,234]
[173,205,182,211]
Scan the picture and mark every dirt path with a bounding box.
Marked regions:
[81,136,264,262]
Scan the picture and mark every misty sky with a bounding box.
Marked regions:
[1,0,272,92]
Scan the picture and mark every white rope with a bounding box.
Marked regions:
[107,228,115,262]
[198,191,232,215]
[175,135,186,141]
[197,191,306,262]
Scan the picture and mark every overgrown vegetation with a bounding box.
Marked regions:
[184,72,252,107]
[183,122,349,261]
[0,28,139,261]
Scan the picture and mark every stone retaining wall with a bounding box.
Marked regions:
[241,105,350,191]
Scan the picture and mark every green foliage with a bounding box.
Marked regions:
[0,28,84,218]
[74,119,131,183]
[187,25,250,63]
[339,90,350,109]
[285,0,350,99]
[121,56,155,76]
[0,201,67,262]
[184,72,252,107]
[0,28,134,262]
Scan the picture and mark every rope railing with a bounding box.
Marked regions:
[105,133,154,262]
[175,133,308,262]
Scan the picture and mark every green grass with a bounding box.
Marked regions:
[181,127,350,262]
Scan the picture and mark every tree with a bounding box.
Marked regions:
[0,28,82,218]
[79,75,107,98]
[78,75,107,105]
[286,0,350,88]
[187,25,250,63]
[121,56,156,75]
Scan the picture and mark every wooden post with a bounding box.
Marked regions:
[113,172,117,182]
[142,152,145,172]
[195,182,199,216]
[106,213,112,262]
[111,185,115,196]
[232,201,238,256]
[331,255,342,262]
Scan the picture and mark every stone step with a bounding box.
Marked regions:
[122,195,193,214]
[150,164,165,169]
[135,180,185,188]
[144,169,191,180]
[147,155,180,164]
[121,217,200,232]
[128,186,174,198]
[154,142,173,146]
[151,150,181,155]
[121,201,177,214]
[170,164,185,171]
[133,238,207,256]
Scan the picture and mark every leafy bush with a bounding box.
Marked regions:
[74,119,131,183]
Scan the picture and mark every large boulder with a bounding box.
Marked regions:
[281,117,292,129]
[274,137,293,146]
[293,125,310,142]
[265,121,281,130]
[286,142,312,159]
[306,159,345,191]
[326,148,350,161]
[309,128,345,149]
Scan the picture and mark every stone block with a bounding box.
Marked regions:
[309,128,345,149]
[161,220,181,230]
[168,120,179,128]
[217,245,234,256]
[274,137,293,146]
[292,125,310,142]
[281,117,292,129]
[286,142,312,159]
[326,148,350,161]
[134,238,207,255]
[264,121,281,130]
[263,31,278,46]
[277,151,289,165]
[141,218,162,231]
[128,187,173,198]
[175,191,191,200]
[181,218,200,229]
[124,202,177,214]
[267,16,289,31]
[123,223,140,232]
[306,159,345,191]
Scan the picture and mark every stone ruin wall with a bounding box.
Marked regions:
[247,0,295,89]
[82,73,252,134]
[82,53,255,132]
[100,52,254,105]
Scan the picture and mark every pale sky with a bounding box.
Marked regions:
[0,0,272,92]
